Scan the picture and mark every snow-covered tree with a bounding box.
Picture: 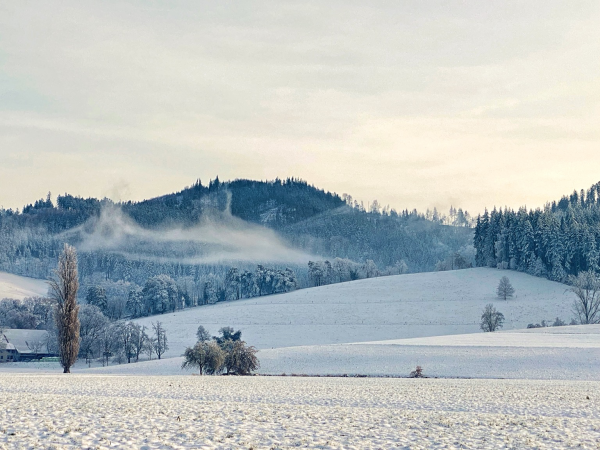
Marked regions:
[569,270,600,324]
[480,304,504,332]
[496,276,515,301]
[152,321,168,359]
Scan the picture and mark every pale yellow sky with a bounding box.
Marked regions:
[0,1,599,215]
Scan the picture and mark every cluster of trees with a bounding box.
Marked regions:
[0,297,55,331]
[307,258,409,287]
[182,326,259,375]
[434,247,475,271]
[527,318,570,328]
[424,206,475,228]
[78,306,169,366]
[119,265,298,319]
[474,181,600,282]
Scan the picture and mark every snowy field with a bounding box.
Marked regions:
[133,268,575,357]
[5,325,599,381]
[1,374,599,449]
[0,271,48,300]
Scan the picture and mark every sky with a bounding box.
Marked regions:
[1,1,599,215]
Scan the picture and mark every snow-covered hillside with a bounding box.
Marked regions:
[134,268,576,358]
[0,271,48,300]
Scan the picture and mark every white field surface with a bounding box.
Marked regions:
[1,375,600,449]
[134,268,575,358]
[0,271,48,300]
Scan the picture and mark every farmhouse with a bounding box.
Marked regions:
[0,329,51,362]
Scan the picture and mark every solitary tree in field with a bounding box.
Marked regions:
[568,270,600,324]
[152,321,168,359]
[49,244,80,373]
[496,276,515,300]
[480,304,504,332]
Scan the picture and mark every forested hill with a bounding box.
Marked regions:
[0,178,474,284]
[123,178,346,229]
[3,178,344,232]
[474,181,600,282]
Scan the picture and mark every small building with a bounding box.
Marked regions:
[0,329,52,362]
[0,342,18,362]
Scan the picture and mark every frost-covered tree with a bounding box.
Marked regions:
[152,321,168,359]
[569,270,600,324]
[240,270,257,298]
[480,304,504,332]
[496,276,515,300]
[224,268,241,300]
[202,275,221,304]
[126,287,144,318]
[49,244,80,374]
[181,340,225,375]
[308,261,325,287]
[363,260,378,278]
[78,304,108,366]
[142,275,178,315]
[85,286,107,313]
[196,325,211,342]
[214,326,242,345]
[223,340,260,375]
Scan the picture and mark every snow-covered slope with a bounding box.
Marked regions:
[7,325,600,380]
[134,268,576,358]
[55,325,599,380]
[0,271,48,300]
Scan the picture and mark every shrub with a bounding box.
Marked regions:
[409,366,424,378]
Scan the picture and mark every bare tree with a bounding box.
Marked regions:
[78,304,108,367]
[48,244,80,373]
[496,276,515,300]
[26,339,45,355]
[152,321,168,359]
[568,270,600,324]
[480,304,504,332]
[132,324,149,362]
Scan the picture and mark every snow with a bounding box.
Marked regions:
[1,374,599,449]
[5,324,597,381]
[1,268,597,448]
[0,271,48,300]
[133,268,576,358]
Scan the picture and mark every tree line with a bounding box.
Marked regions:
[474,181,600,282]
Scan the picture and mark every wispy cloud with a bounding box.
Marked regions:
[67,204,312,265]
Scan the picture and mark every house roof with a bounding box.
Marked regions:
[2,329,49,354]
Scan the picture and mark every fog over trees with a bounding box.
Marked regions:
[0,178,473,291]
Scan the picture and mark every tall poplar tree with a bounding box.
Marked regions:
[49,244,80,373]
